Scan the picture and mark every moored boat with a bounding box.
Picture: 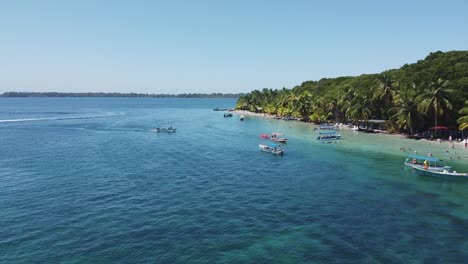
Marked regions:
[240,115,245,121]
[224,113,233,117]
[404,155,445,172]
[412,165,468,178]
[282,116,296,121]
[317,131,341,140]
[270,132,287,143]
[213,108,228,111]
[315,124,338,130]
[259,144,284,155]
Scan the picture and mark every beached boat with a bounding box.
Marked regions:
[224,113,233,117]
[240,115,245,121]
[317,131,341,140]
[259,144,284,155]
[404,155,446,172]
[270,132,287,143]
[213,108,228,111]
[154,127,177,133]
[282,116,296,121]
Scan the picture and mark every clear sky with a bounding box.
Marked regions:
[0,0,467,94]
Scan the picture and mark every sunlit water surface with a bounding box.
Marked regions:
[1,98,468,263]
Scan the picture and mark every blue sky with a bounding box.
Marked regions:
[0,0,467,94]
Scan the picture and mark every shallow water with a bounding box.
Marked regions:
[1,98,468,263]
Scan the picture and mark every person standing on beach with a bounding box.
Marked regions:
[465,139,467,148]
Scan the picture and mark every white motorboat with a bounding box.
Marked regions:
[259,144,284,155]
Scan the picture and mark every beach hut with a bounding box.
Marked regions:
[429,126,449,139]
[368,119,388,132]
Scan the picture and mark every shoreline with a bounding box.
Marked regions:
[234,110,468,166]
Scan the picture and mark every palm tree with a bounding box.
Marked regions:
[339,86,355,119]
[248,90,262,112]
[277,92,294,115]
[389,94,422,134]
[293,91,313,121]
[346,95,372,130]
[325,97,340,122]
[417,78,453,128]
[373,71,396,106]
[457,101,468,130]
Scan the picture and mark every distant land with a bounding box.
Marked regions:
[0,92,243,98]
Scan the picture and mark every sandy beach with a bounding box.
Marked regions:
[235,110,468,169]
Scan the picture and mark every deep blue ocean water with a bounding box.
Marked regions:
[1,98,468,263]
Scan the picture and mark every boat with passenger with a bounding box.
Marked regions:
[404,155,446,172]
[153,126,177,133]
[259,144,284,155]
[270,132,287,143]
[224,113,233,117]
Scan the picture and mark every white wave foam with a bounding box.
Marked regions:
[0,112,125,123]
[0,118,53,123]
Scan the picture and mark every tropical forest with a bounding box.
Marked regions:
[235,50,468,135]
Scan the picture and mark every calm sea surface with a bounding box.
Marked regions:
[1,98,468,263]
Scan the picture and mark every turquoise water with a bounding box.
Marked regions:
[1,98,468,263]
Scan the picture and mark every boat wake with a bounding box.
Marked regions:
[0,112,124,123]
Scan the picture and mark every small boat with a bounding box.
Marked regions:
[270,132,287,143]
[412,165,468,178]
[259,144,284,155]
[317,131,341,140]
[240,115,245,121]
[213,108,228,111]
[404,155,445,172]
[315,124,337,130]
[282,116,296,121]
[154,126,177,133]
[224,113,233,117]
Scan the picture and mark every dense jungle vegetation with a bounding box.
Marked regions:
[236,50,468,134]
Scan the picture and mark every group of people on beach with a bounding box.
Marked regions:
[399,137,468,161]
[443,136,468,148]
